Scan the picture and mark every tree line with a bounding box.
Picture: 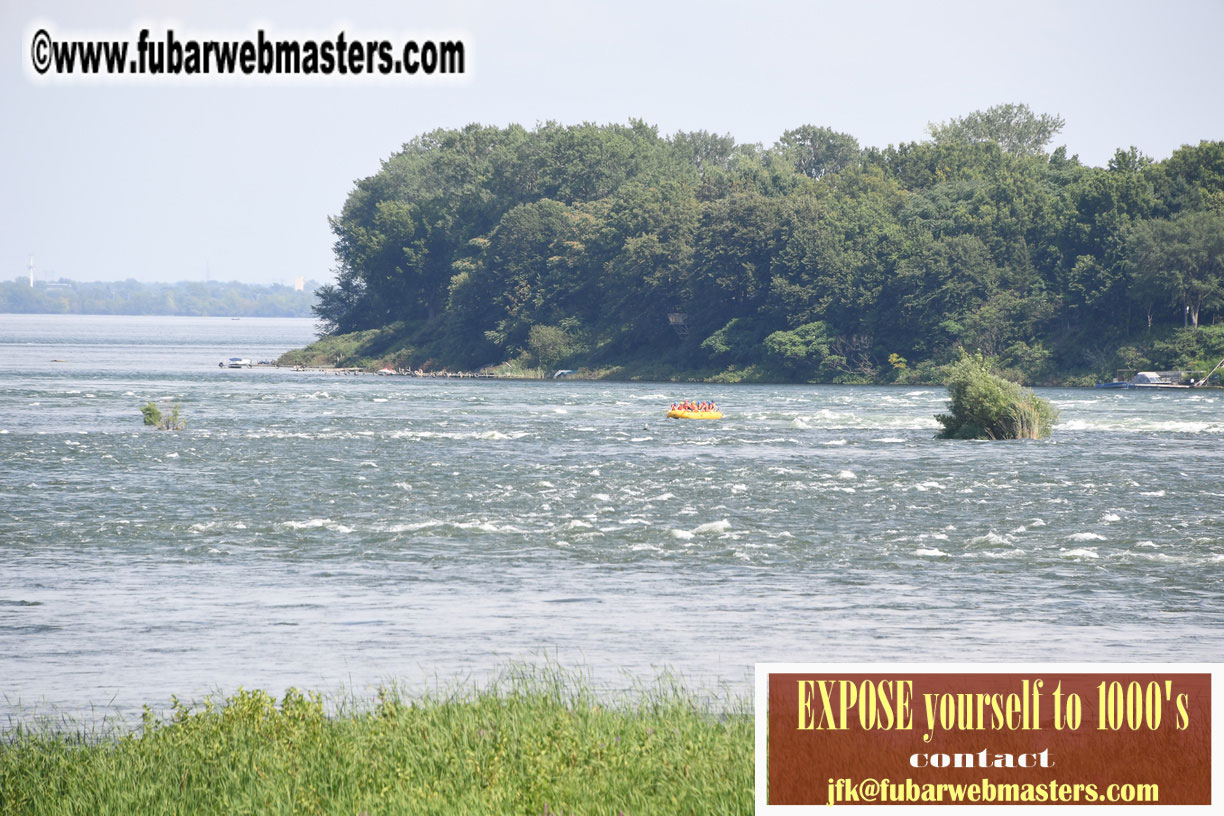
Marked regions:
[2,278,320,318]
[314,106,1224,382]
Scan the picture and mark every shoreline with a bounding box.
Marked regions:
[268,362,1224,390]
[272,316,1224,389]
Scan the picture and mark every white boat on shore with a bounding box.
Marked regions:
[1096,358,1224,389]
[1096,371,1190,389]
[220,357,253,368]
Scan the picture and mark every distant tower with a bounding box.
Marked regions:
[294,276,305,292]
[27,254,35,287]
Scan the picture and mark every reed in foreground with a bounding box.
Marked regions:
[0,668,751,816]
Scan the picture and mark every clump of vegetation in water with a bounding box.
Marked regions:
[936,352,1057,439]
[141,401,185,431]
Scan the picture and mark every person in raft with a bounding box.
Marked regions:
[671,401,717,411]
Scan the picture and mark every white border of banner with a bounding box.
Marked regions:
[755,663,1222,814]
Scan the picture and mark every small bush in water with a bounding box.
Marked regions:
[936,352,1057,439]
[141,401,185,431]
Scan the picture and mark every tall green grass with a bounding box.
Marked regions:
[1,667,751,816]
[936,351,1058,440]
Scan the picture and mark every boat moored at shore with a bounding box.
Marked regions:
[1096,358,1224,389]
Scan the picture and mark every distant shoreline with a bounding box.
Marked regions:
[0,278,322,319]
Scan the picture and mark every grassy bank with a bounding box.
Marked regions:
[277,322,1224,387]
[0,669,752,816]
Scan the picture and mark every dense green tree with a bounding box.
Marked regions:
[1126,210,1224,329]
[527,323,585,369]
[598,178,699,351]
[762,321,835,377]
[699,317,770,366]
[688,193,789,333]
[1049,149,1155,331]
[305,113,1223,381]
[927,103,1066,157]
[1146,140,1224,216]
[669,130,737,176]
[774,126,860,180]
[451,198,586,354]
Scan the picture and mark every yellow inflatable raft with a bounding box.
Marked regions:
[666,409,723,420]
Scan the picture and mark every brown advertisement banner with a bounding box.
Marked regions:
[767,672,1211,806]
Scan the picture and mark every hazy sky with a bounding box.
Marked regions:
[4,0,1223,285]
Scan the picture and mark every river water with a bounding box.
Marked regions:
[2,314,1222,723]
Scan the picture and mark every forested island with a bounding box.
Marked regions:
[286,105,1224,384]
[1,278,320,318]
